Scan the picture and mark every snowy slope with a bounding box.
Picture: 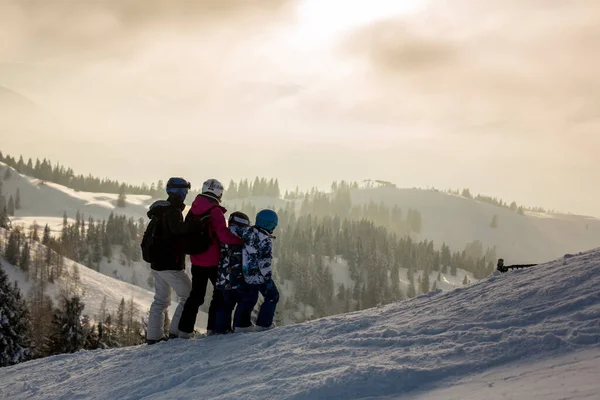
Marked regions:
[1,257,208,330]
[0,238,207,330]
[1,249,598,399]
[352,187,600,264]
[0,162,152,234]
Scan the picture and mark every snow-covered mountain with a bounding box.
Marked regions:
[0,162,475,307]
[352,187,600,264]
[1,249,598,399]
[4,160,599,326]
[4,160,599,267]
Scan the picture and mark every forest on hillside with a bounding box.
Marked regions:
[2,182,495,325]
[0,228,151,367]
[1,149,548,215]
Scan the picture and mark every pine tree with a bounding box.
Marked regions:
[121,229,132,265]
[117,184,126,208]
[5,230,20,265]
[3,167,12,180]
[7,195,14,216]
[125,297,140,346]
[490,214,498,229]
[49,295,86,355]
[19,242,30,271]
[251,177,261,196]
[99,296,108,323]
[462,274,469,285]
[407,275,416,298]
[27,276,54,357]
[226,180,238,199]
[274,179,281,198]
[15,188,21,210]
[0,266,33,367]
[92,230,102,266]
[0,206,10,229]
[42,224,51,245]
[116,298,126,340]
[352,281,361,310]
[16,156,25,173]
[30,221,40,241]
[63,263,82,298]
[420,271,430,294]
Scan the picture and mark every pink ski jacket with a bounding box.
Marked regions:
[188,194,243,267]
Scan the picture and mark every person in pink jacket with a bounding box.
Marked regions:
[178,179,243,337]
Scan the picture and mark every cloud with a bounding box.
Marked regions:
[337,0,600,138]
[344,20,458,73]
[0,0,291,63]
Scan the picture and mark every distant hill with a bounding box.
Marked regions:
[0,161,152,234]
[0,86,38,113]
[351,187,600,264]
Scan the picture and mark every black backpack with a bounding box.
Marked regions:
[141,214,165,263]
[184,206,217,255]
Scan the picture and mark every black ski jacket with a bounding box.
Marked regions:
[147,195,189,271]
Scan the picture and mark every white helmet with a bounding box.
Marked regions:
[202,179,224,201]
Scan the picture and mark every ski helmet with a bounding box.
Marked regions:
[255,209,278,232]
[228,211,251,227]
[166,177,191,201]
[202,179,224,202]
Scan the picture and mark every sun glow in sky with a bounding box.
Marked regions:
[293,0,427,47]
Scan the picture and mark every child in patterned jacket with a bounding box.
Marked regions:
[234,209,279,332]
[214,211,251,334]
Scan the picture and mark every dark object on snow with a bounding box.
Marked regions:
[497,258,538,273]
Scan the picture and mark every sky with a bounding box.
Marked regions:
[1,0,599,217]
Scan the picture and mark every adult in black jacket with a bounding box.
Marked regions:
[146,177,193,344]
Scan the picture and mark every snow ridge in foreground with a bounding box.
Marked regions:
[1,250,599,400]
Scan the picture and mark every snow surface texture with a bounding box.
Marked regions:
[1,249,599,399]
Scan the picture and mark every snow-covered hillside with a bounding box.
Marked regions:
[1,239,207,330]
[0,162,152,235]
[352,187,600,264]
[2,249,598,399]
[1,163,476,316]
[5,159,599,267]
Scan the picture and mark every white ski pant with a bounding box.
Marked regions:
[147,270,192,341]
